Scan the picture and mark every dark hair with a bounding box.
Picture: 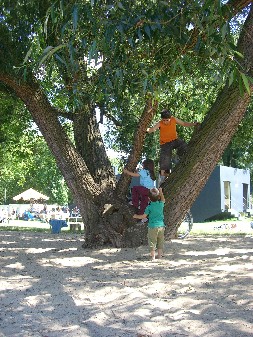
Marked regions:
[142,159,156,180]
[149,188,161,201]
[161,109,172,119]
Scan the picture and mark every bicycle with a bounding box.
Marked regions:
[177,210,193,239]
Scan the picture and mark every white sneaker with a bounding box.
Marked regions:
[128,201,133,206]
[141,218,148,223]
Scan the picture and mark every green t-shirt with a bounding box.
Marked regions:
[144,200,165,228]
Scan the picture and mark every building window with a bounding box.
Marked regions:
[243,183,248,211]
[224,181,231,210]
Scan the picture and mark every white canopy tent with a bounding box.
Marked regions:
[13,188,49,201]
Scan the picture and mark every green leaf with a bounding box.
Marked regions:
[144,25,151,38]
[44,8,50,37]
[55,54,67,66]
[221,24,227,40]
[240,72,250,95]
[23,46,33,65]
[60,0,64,17]
[137,28,143,42]
[238,74,244,96]
[51,4,56,24]
[118,2,124,10]
[178,59,186,73]
[143,78,148,92]
[39,45,66,67]
[72,4,78,31]
[88,40,97,62]
[228,70,234,87]
[128,38,134,47]
[234,51,244,58]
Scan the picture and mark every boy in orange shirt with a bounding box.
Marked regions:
[147,109,199,177]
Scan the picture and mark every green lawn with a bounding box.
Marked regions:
[1,218,252,236]
[191,219,253,235]
[0,219,82,233]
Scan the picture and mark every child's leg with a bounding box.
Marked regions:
[148,228,158,260]
[131,186,140,209]
[139,186,149,214]
[175,138,188,158]
[150,249,156,261]
[160,143,172,175]
[157,227,165,258]
[157,248,163,259]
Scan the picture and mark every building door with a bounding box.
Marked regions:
[224,181,231,210]
[243,183,248,211]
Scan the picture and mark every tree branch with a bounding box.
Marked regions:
[114,97,158,200]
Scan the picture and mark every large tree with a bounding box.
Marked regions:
[0,1,252,247]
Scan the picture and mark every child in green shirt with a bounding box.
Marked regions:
[133,187,165,261]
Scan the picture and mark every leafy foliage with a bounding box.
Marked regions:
[0,94,69,205]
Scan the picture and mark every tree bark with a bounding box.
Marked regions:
[72,105,116,193]
[115,98,158,200]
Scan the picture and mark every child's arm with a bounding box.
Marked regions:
[133,213,147,220]
[159,188,165,202]
[146,121,160,133]
[175,117,200,127]
[123,168,140,177]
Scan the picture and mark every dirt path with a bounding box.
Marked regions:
[0,231,252,337]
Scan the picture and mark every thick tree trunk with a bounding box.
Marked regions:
[72,105,116,193]
[0,73,158,248]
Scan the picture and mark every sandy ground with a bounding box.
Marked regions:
[0,230,253,337]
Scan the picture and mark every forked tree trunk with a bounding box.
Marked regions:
[0,74,158,247]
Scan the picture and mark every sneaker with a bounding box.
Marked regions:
[141,218,148,223]
[128,201,133,206]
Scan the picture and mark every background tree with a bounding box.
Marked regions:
[0,94,70,204]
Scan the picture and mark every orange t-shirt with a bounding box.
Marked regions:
[159,117,178,144]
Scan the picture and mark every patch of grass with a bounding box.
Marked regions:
[0,226,51,233]
[204,213,238,222]
[0,226,84,234]
[190,230,251,237]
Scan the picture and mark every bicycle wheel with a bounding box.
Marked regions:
[177,211,193,239]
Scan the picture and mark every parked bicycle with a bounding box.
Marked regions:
[177,210,193,239]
